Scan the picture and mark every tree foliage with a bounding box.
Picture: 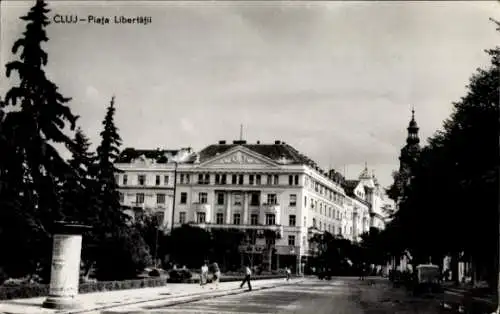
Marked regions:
[383,20,499,282]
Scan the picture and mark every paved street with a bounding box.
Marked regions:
[102,277,444,314]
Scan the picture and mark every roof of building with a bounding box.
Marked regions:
[198,140,320,167]
[116,147,195,164]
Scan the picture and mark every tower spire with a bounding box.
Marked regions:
[406,106,420,146]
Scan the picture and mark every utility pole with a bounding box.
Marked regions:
[170,161,178,233]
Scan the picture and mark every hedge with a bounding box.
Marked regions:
[0,274,288,300]
[0,277,168,301]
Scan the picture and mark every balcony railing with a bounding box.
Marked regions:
[192,203,211,212]
[189,222,283,233]
[262,203,280,213]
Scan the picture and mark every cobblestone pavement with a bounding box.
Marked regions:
[101,277,445,314]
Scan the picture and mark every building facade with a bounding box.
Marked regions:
[115,139,390,273]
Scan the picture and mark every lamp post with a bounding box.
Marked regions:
[170,161,178,233]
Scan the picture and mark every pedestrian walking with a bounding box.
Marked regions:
[240,265,252,291]
[359,263,366,281]
[200,262,209,287]
[285,267,291,281]
[212,262,221,289]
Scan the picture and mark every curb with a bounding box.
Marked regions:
[443,289,496,306]
[61,279,304,314]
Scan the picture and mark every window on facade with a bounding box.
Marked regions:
[267,194,277,205]
[138,175,146,186]
[320,204,323,215]
[155,175,161,186]
[319,221,322,230]
[288,175,293,185]
[250,214,259,225]
[238,174,244,185]
[294,175,299,185]
[338,227,342,235]
[289,215,296,226]
[216,192,224,205]
[157,193,165,204]
[198,174,203,184]
[234,193,242,206]
[164,175,169,185]
[180,174,185,184]
[232,175,237,184]
[123,175,128,185]
[303,216,306,227]
[312,218,317,228]
[204,174,210,184]
[136,193,144,204]
[215,174,220,184]
[266,175,272,185]
[249,175,254,185]
[329,207,332,217]
[197,212,206,223]
[288,235,296,246]
[221,174,227,184]
[180,192,187,204]
[179,212,186,224]
[289,194,297,207]
[216,213,224,224]
[114,175,119,183]
[256,175,261,185]
[266,214,276,225]
[273,175,279,185]
[304,196,307,207]
[185,174,190,184]
[250,193,260,206]
[199,192,208,204]
[233,213,241,225]
[119,192,124,203]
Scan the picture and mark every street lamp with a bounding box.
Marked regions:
[170,161,178,233]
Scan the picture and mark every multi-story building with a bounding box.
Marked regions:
[114,139,392,273]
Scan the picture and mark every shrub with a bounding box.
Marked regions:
[149,269,161,277]
[168,269,192,283]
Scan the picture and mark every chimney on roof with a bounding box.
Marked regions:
[275,140,281,144]
[218,140,226,144]
[233,140,247,145]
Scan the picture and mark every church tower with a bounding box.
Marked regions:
[387,107,422,203]
[399,107,421,176]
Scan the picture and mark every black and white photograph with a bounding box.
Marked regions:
[0,0,499,313]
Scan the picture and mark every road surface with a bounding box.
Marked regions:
[102,277,446,313]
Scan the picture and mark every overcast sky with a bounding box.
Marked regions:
[1,1,499,188]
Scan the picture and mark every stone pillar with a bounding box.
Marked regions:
[243,192,249,225]
[43,222,91,310]
[225,192,232,224]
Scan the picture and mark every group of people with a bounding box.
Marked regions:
[200,262,221,289]
[200,263,293,292]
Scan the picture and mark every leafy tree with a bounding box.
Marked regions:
[166,225,212,268]
[0,0,78,277]
[210,229,245,271]
[384,19,499,287]
[95,226,152,280]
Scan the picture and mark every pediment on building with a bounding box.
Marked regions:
[196,146,280,169]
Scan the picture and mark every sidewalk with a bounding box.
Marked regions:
[0,277,303,314]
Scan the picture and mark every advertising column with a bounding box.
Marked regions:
[43,222,90,310]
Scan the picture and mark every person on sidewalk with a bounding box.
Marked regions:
[200,262,209,288]
[212,262,221,289]
[240,265,252,291]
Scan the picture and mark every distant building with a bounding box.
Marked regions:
[115,139,355,274]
